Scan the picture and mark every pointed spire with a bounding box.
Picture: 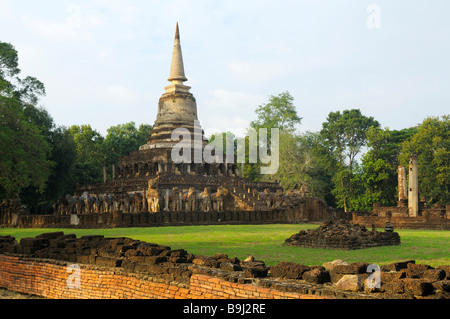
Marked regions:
[175,22,180,40]
[168,22,188,84]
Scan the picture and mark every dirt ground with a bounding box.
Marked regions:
[0,288,43,299]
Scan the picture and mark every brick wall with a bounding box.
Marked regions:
[352,214,450,230]
[0,255,327,299]
[2,198,350,229]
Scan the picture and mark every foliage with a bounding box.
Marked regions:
[319,109,380,212]
[320,109,380,168]
[0,97,52,197]
[263,131,306,189]
[0,42,52,199]
[0,42,45,105]
[45,127,77,199]
[66,122,153,187]
[300,131,337,205]
[67,125,105,186]
[103,122,152,165]
[350,127,418,211]
[263,131,335,203]
[246,91,302,180]
[250,91,302,132]
[399,115,449,205]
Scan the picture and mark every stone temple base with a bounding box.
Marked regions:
[284,219,401,250]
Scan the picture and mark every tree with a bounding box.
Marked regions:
[263,131,304,188]
[399,116,449,206]
[0,42,45,105]
[14,106,77,210]
[103,122,152,166]
[44,127,77,199]
[0,42,52,200]
[320,109,380,212]
[247,91,302,180]
[68,125,105,186]
[0,97,52,198]
[299,131,337,205]
[250,91,301,132]
[264,131,335,200]
[320,109,380,169]
[351,126,417,211]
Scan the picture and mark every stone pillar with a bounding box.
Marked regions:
[397,166,407,206]
[112,164,116,179]
[103,165,107,183]
[408,155,419,217]
[164,189,169,211]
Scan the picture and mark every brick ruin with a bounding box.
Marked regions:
[353,155,450,230]
[0,232,448,299]
[284,219,401,250]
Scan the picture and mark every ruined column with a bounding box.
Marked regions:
[103,165,107,183]
[397,166,407,207]
[164,189,169,211]
[408,155,419,217]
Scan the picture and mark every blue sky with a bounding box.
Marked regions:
[1,0,449,137]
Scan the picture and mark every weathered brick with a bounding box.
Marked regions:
[403,278,434,296]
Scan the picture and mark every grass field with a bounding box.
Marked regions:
[0,224,448,267]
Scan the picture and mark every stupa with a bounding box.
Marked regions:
[75,23,282,211]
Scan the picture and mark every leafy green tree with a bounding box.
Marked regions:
[103,122,152,165]
[0,42,45,104]
[299,131,337,205]
[399,115,449,205]
[0,42,52,200]
[250,91,301,132]
[15,108,77,210]
[247,91,302,180]
[264,131,335,200]
[264,131,303,188]
[68,124,105,186]
[321,109,380,169]
[45,127,77,199]
[350,126,418,211]
[0,97,52,198]
[320,109,380,212]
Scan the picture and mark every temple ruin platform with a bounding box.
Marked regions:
[284,219,401,250]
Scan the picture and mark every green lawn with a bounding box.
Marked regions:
[0,224,448,267]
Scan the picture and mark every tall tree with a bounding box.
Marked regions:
[103,122,152,165]
[248,91,302,180]
[320,109,380,212]
[264,131,334,197]
[350,126,417,211]
[45,127,77,199]
[15,106,77,210]
[320,109,380,169]
[399,115,449,206]
[0,42,45,105]
[0,98,52,198]
[250,91,302,132]
[0,42,51,200]
[68,124,105,186]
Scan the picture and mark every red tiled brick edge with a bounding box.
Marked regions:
[0,255,329,299]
